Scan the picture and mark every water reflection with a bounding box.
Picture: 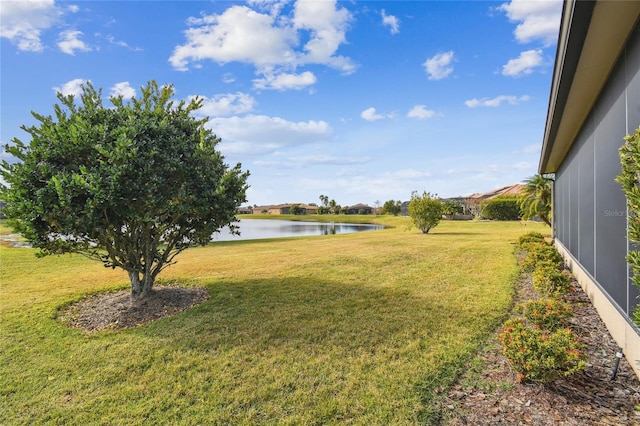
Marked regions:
[212,219,383,241]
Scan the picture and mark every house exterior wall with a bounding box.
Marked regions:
[554,21,640,321]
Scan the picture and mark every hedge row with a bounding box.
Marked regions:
[498,232,586,383]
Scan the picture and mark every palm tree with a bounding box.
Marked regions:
[520,174,552,227]
[318,194,329,215]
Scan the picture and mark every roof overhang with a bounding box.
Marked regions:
[539,0,640,174]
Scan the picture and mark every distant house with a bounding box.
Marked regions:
[252,203,318,215]
[237,207,253,215]
[299,204,318,215]
[344,203,373,215]
[538,0,640,377]
[399,185,523,217]
[449,184,525,217]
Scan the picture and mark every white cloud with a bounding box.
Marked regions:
[295,168,433,203]
[193,92,256,117]
[169,1,355,87]
[253,71,317,91]
[381,9,399,35]
[336,167,365,178]
[423,51,454,80]
[465,95,530,108]
[57,29,90,55]
[53,78,89,97]
[255,154,370,168]
[110,82,136,99]
[253,159,297,169]
[0,0,62,52]
[104,34,142,51]
[383,169,432,179]
[288,154,370,165]
[105,34,127,48]
[522,143,540,154]
[502,49,543,77]
[445,164,513,183]
[499,0,562,46]
[361,107,383,121]
[361,107,395,122]
[170,5,296,71]
[407,105,436,119]
[247,0,288,17]
[512,161,533,170]
[208,114,332,155]
[293,0,354,72]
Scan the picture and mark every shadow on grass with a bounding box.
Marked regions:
[427,231,479,236]
[125,276,479,424]
[135,276,442,353]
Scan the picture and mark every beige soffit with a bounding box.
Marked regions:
[540,0,640,174]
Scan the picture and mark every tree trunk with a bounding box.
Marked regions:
[128,270,154,298]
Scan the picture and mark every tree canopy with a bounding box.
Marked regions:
[408,191,443,234]
[381,199,401,216]
[520,174,552,226]
[1,81,250,298]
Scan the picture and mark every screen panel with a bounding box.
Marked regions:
[555,165,568,245]
[594,58,629,311]
[577,118,595,274]
[553,23,639,317]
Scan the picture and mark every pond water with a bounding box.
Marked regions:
[212,219,383,241]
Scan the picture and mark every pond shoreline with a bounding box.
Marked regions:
[0,217,385,247]
[213,218,384,241]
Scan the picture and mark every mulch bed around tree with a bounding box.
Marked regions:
[58,285,209,332]
[443,271,640,425]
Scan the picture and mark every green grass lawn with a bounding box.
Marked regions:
[0,217,548,425]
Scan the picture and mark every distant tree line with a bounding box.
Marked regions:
[315,174,552,225]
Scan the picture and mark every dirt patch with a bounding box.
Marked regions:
[58,285,209,332]
[443,272,640,425]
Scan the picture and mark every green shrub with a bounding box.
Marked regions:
[481,197,521,221]
[617,127,640,326]
[517,232,546,247]
[408,191,444,234]
[520,242,563,272]
[499,318,586,383]
[532,265,572,297]
[517,299,573,331]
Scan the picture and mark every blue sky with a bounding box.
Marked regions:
[1,0,562,208]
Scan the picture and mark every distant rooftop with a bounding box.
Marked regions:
[457,183,525,201]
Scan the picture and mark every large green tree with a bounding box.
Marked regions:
[520,174,552,227]
[408,191,444,234]
[381,199,401,216]
[1,81,249,298]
